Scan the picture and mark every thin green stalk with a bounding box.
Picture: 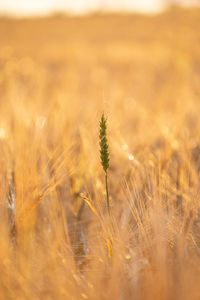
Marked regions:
[105,171,110,216]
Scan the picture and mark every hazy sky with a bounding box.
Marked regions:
[0,0,199,16]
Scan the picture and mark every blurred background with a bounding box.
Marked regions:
[0,0,200,16]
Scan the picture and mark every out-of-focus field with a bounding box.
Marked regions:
[1,8,200,299]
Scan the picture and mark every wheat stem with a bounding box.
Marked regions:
[105,171,110,216]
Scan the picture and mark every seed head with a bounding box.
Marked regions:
[99,114,109,172]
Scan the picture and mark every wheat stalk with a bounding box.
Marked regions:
[99,114,110,215]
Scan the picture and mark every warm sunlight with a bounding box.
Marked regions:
[0,0,54,15]
[0,0,199,16]
[1,0,200,298]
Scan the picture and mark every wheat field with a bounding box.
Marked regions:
[0,7,200,299]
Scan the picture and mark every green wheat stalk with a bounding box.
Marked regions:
[99,114,110,215]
